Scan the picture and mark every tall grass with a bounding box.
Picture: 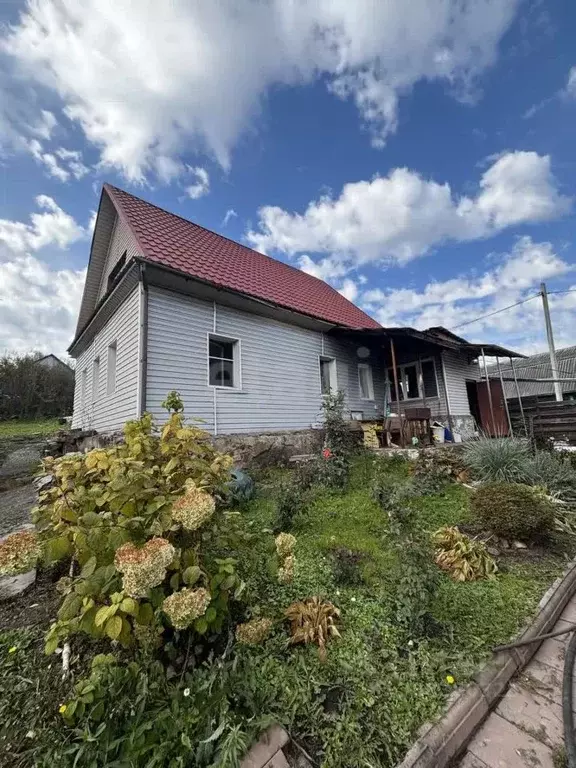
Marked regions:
[463,437,530,483]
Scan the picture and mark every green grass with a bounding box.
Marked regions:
[0,417,62,438]
[0,453,569,768]
[232,455,569,765]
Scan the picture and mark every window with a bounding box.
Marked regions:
[208,335,240,388]
[92,357,100,401]
[81,368,88,404]
[358,364,374,400]
[421,359,438,398]
[319,357,336,395]
[388,358,438,401]
[107,342,117,395]
[107,250,127,293]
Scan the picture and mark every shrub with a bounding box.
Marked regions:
[463,437,530,483]
[433,526,497,581]
[413,447,466,485]
[471,482,555,542]
[285,596,341,661]
[318,391,355,488]
[273,480,308,532]
[331,547,365,586]
[33,398,252,654]
[519,451,576,498]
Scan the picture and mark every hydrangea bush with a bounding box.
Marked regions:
[34,393,251,653]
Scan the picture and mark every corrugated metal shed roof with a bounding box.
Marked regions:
[487,346,576,398]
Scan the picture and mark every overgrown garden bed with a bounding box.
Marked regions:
[1,395,575,768]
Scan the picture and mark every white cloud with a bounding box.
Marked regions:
[184,166,210,199]
[248,152,571,269]
[29,108,57,140]
[27,139,89,181]
[222,208,237,227]
[565,66,576,99]
[0,247,85,357]
[1,0,518,180]
[0,195,87,252]
[338,278,359,303]
[297,254,350,281]
[360,237,575,354]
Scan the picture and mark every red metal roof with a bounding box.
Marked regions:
[104,184,380,330]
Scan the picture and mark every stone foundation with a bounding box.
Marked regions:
[58,426,324,468]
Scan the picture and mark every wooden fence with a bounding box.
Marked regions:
[508,398,576,444]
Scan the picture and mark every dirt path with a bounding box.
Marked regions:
[0,484,37,536]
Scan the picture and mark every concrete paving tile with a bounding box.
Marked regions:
[532,637,566,673]
[559,599,576,625]
[518,660,563,709]
[496,681,564,749]
[459,752,491,768]
[468,712,555,767]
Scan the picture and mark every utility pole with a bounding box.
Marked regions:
[540,282,563,402]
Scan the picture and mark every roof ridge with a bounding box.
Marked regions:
[103,183,348,295]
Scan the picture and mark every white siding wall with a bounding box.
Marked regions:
[71,288,141,431]
[441,349,480,416]
[146,288,387,433]
[97,217,141,301]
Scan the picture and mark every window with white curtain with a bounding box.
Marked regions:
[358,363,374,400]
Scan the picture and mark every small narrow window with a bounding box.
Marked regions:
[92,357,100,401]
[358,364,374,400]
[208,335,239,388]
[421,359,438,398]
[107,342,117,395]
[319,357,336,395]
[107,250,127,292]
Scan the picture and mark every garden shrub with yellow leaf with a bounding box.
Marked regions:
[433,526,497,582]
[33,394,249,653]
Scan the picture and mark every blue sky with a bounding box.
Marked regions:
[1,0,576,357]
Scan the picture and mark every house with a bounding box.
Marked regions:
[69,185,521,444]
[34,354,74,373]
[488,346,576,405]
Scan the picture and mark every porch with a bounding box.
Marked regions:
[328,325,524,447]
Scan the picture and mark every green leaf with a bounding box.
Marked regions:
[181,733,192,749]
[80,556,97,578]
[194,617,208,634]
[44,535,70,563]
[45,636,59,655]
[95,606,114,628]
[58,594,83,621]
[80,511,101,527]
[221,575,236,591]
[169,572,180,591]
[136,603,154,625]
[204,607,217,624]
[105,615,123,640]
[120,597,138,617]
[183,566,201,586]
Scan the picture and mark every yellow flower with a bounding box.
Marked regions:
[59,704,67,714]
[446,674,455,685]
[171,484,215,531]
[8,646,17,654]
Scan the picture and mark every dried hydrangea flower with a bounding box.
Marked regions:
[278,554,295,584]
[162,587,211,630]
[114,538,175,597]
[236,618,273,645]
[275,533,296,559]
[171,484,215,531]
[0,531,40,576]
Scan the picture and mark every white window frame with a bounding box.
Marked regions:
[358,363,375,400]
[107,341,117,396]
[207,333,242,390]
[319,356,337,395]
[92,357,100,402]
[387,357,439,401]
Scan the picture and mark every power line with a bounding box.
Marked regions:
[449,293,540,330]
[546,288,576,296]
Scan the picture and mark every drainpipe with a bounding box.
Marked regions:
[389,337,404,447]
[138,263,149,417]
[439,350,454,433]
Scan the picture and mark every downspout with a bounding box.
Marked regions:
[439,350,454,432]
[213,301,218,436]
[138,262,149,417]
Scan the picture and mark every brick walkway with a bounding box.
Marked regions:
[459,593,576,767]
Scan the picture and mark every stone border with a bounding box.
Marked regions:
[397,556,576,768]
